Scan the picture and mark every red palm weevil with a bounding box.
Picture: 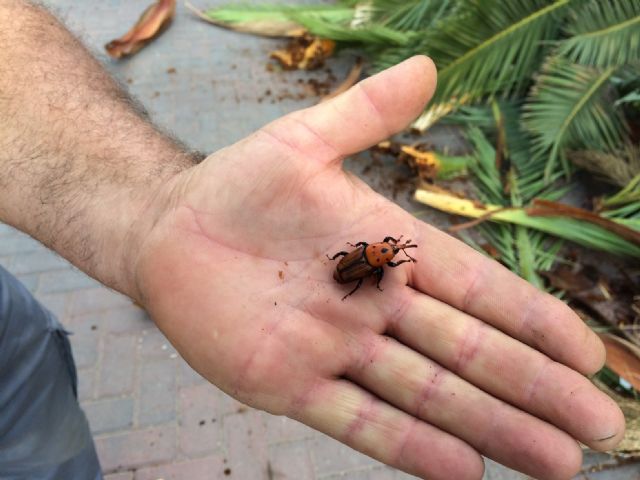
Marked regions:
[327,236,417,300]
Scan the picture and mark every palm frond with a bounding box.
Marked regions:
[412,0,573,130]
[522,57,628,181]
[372,0,454,31]
[558,0,640,67]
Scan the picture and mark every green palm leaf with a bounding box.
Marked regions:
[558,0,640,67]
[522,57,628,181]
[413,0,573,130]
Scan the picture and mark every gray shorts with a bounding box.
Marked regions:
[0,265,102,479]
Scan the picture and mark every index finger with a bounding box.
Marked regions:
[410,220,605,375]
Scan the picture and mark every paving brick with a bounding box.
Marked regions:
[223,411,268,479]
[0,234,44,255]
[83,397,134,434]
[69,330,99,368]
[310,435,378,477]
[69,287,132,316]
[318,466,399,480]
[178,383,222,457]
[102,305,152,334]
[95,424,176,473]
[138,359,177,427]
[64,312,103,335]
[264,413,315,445]
[77,367,96,402]
[483,459,528,480]
[176,358,206,388]
[0,256,10,268]
[268,440,315,480]
[139,327,177,359]
[134,454,228,480]
[98,334,137,397]
[0,223,16,237]
[11,250,70,275]
[38,268,99,293]
[15,273,40,293]
[35,292,70,319]
[105,473,134,480]
[217,389,248,417]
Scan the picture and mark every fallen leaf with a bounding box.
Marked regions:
[270,34,335,70]
[527,199,640,248]
[185,2,305,38]
[600,334,640,391]
[105,0,176,59]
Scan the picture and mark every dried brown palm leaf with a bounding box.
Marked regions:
[569,145,640,187]
[105,0,176,59]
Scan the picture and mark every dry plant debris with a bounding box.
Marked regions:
[269,34,335,71]
[105,0,176,59]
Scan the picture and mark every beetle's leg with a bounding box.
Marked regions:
[387,259,412,268]
[375,268,384,291]
[342,279,363,301]
[327,251,348,261]
[346,241,368,248]
[401,248,417,262]
[383,235,402,244]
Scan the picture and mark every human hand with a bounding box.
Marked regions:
[133,57,624,480]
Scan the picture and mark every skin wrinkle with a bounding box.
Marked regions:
[343,395,377,445]
[356,82,394,140]
[415,364,446,419]
[392,417,420,466]
[286,114,343,163]
[460,257,487,313]
[522,358,553,408]
[286,376,326,420]
[382,288,414,338]
[516,292,539,344]
[453,323,487,375]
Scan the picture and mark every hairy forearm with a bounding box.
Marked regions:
[0,1,200,298]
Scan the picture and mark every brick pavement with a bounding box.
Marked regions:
[1,1,634,479]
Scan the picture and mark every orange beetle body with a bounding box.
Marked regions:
[328,236,417,300]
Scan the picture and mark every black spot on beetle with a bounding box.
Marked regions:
[381,248,389,253]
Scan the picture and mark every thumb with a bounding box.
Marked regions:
[262,56,437,164]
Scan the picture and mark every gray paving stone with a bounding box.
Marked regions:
[83,397,135,435]
[102,305,151,334]
[11,250,70,275]
[137,359,177,427]
[35,292,70,319]
[177,383,222,457]
[0,234,44,255]
[98,334,137,397]
[15,273,40,293]
[134,454,228,480]
[77,367,96,402]
[310,435,379,477]
[0,222,16,237]
[269,440,316,480]
[223,410,269,479]
[138,327,177,359]
[95,424,176,473]
[69,287,132,316]
[38,268,99,294]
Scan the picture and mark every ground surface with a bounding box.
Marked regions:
[0,0,638,479]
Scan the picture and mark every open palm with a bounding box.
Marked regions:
[135,57,623,480]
